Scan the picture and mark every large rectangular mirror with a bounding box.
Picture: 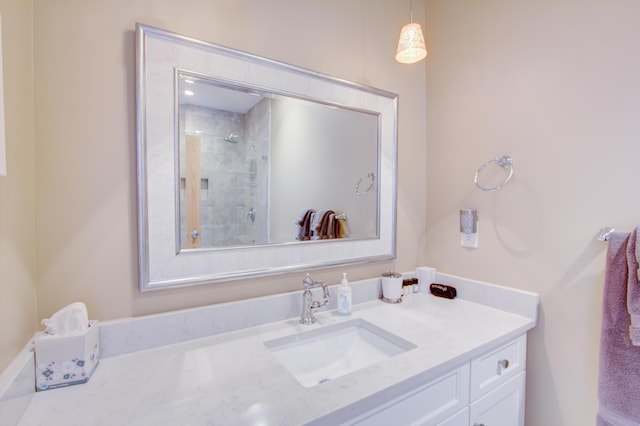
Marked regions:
[177,73,379,249]
[137,24,398,290]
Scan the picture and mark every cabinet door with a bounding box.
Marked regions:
[469,371,525,426]
[434,408,468,426]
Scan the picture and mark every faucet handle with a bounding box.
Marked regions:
[303,272,314,290]
[319,280,329,296]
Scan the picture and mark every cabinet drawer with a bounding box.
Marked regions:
[352,364,470,426]
[470,335,526,401]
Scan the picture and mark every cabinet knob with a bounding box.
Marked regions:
[499,359,509,369]
[474,423,485,426]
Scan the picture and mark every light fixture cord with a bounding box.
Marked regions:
[410,0,414,23]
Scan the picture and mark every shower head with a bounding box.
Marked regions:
[224,133,241,143]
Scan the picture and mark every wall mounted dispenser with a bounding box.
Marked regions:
[460,209,478,248]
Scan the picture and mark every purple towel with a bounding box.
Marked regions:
[597,230,640,425]
[627,227,640,346]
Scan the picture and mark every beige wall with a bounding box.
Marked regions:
[31,0,426,321]
[4,1,638,425]
[4,0,424,358]
[425,0,640,425]
[0,0,37,372]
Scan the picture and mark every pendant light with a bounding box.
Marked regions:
[395,0,427,64]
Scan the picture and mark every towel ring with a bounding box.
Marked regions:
[355,172,376,196]
[474,155,514,192]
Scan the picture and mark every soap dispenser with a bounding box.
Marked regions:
[337,273,352,316]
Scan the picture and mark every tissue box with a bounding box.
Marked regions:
[34,320,100,391]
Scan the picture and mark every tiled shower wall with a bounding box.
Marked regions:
[179,100,269,247]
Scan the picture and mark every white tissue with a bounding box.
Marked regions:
[41,302,89,335]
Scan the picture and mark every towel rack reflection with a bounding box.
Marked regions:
[355,172,375,196]
[597,227,616,242]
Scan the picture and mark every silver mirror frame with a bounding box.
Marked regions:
[136,24,398,291]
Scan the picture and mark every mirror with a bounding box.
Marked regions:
[136,24,398,290]
[177,75,379,249]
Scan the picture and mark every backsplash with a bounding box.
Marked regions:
[99,275,383,358]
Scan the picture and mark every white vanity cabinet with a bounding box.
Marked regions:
[469,372,525,426]
[468,335,527,426]
[350,364,470,425]
[349,335,527,426]
[7,278,538,426]
[436,407,469,426]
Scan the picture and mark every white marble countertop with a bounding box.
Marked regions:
[14,291,536,426]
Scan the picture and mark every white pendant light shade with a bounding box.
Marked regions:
[396,22,427,64]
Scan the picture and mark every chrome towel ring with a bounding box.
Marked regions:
[355,172,376,196]
[474,155,514,192]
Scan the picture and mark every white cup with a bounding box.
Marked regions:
[381,271,402,303]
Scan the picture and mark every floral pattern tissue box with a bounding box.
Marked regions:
[34,320,100,391]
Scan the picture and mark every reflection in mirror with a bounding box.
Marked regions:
[136,24,397,290]
[177,74,378,249]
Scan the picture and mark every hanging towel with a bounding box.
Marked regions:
[321,212,333,239]
[311,209,333,240]
[323,212,336,239]
[597,230,640,425]
[295,208,307,240]
[295,209,315,241]
[335,214,349,238]
[627,226,640,346]
[333,215,342,238]
[309,209,324,240]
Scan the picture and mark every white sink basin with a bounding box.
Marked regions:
[264,318,417,387]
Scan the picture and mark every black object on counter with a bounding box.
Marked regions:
[430,283,457,299]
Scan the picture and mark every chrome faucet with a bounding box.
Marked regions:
[300,273,330,324]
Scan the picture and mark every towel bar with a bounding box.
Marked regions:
[597,227,616,242]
